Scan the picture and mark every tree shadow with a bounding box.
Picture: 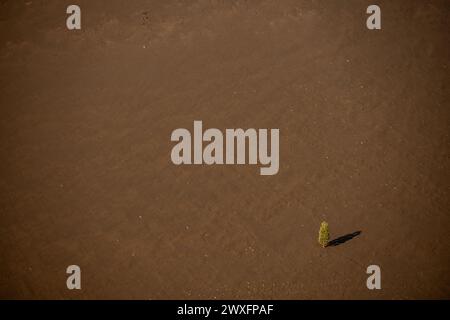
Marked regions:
[327,231,362,247]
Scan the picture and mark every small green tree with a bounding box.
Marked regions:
[318,221,329,248]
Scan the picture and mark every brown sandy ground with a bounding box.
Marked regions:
[0,0,449,299]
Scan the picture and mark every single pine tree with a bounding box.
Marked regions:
[318,221,329,248]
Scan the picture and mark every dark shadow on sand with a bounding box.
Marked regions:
[327,231,361,247]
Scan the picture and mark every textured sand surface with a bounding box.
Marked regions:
[0,0,449,299]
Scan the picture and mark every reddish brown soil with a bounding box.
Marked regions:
[0,0,449,299]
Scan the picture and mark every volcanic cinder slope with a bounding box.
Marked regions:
[0,0,449,299]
